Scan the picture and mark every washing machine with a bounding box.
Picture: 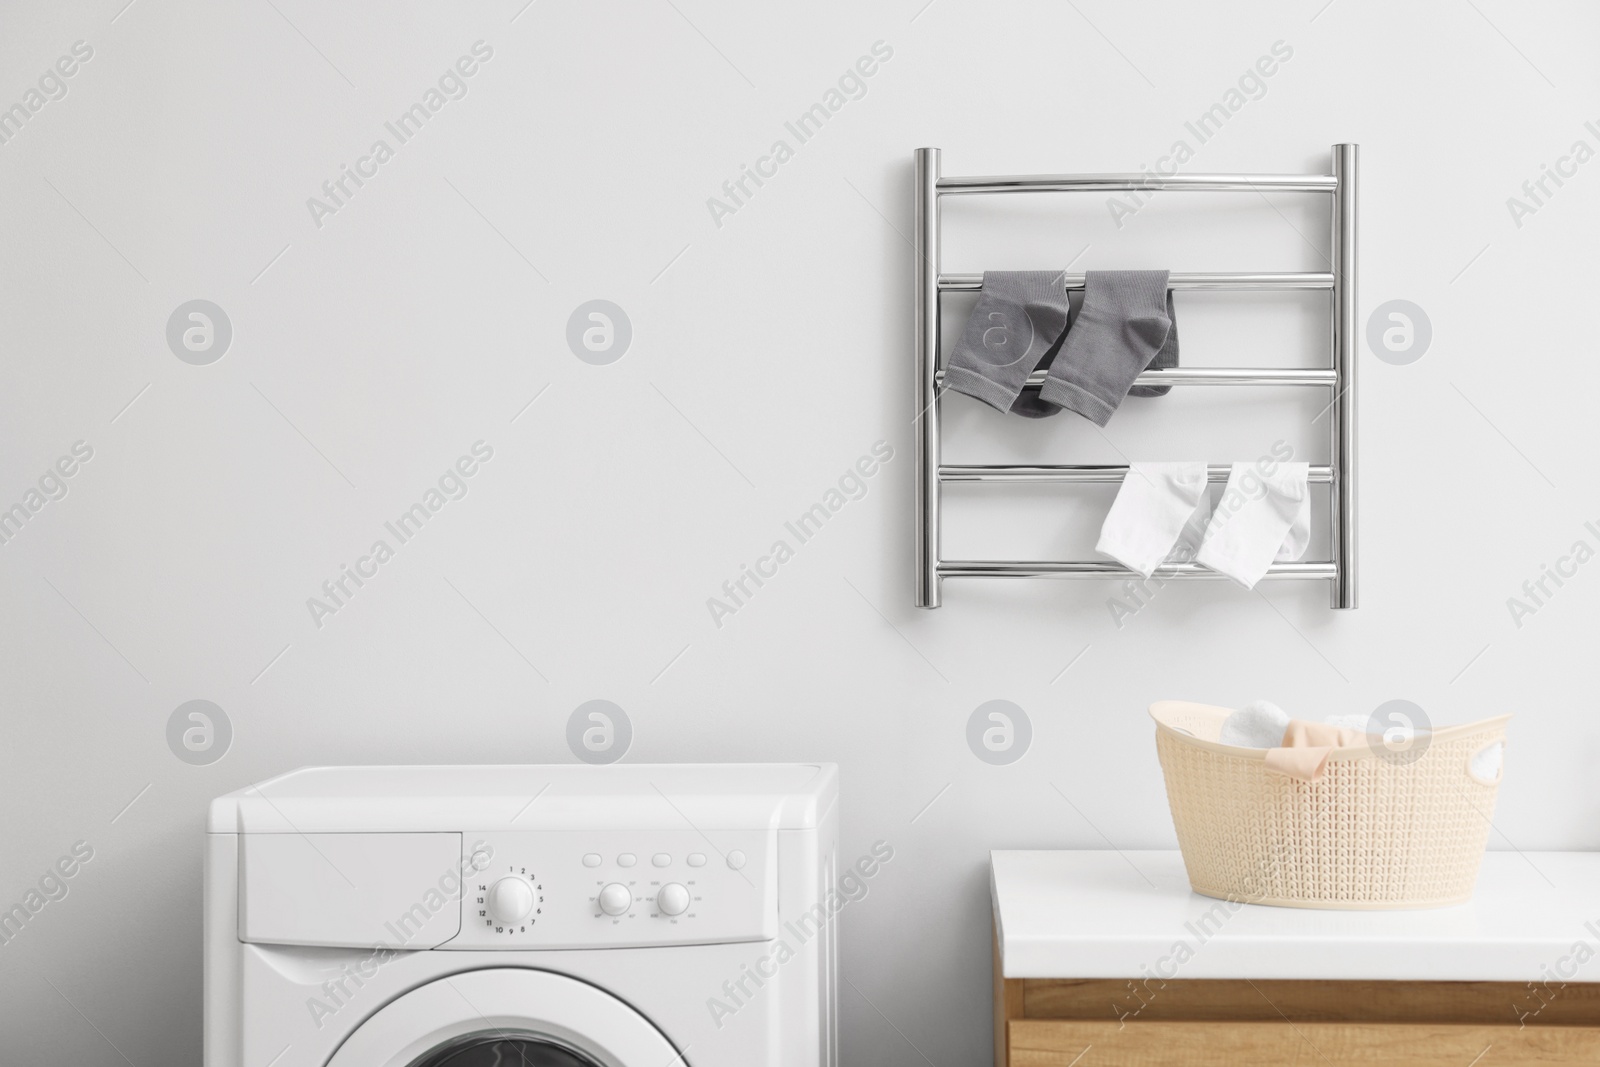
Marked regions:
[205,763,838,1067]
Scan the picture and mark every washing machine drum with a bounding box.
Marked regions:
[326,969,681,1067]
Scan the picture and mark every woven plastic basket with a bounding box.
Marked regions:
[1150,700,1509,910]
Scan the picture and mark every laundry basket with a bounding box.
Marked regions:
[1150,700,1509,909]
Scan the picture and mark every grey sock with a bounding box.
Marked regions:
[1038,270,1173,425]
[1127,290,1178,397]
[1008,324,1069,418]
[945,271,1069,418]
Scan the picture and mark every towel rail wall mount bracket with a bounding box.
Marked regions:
[912,144,1358,609]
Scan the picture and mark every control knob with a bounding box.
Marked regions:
[598,882,632,916]
[486,877,535,924]
[657,882,691,916]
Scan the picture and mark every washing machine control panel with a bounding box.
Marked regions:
[441,829,776,950]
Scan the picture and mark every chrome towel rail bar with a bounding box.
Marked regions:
[936,560,1338,580]
[936,173,1339,194]
[933,367,1336,389]
[939,271,1334,291]
[940,464,1335,484]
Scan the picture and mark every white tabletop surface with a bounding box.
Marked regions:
[992,850,1600,982]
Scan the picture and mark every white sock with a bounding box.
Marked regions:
[1096,461,1209,577]
[1275,475,1311,562]
[1171,486,1216,563]
[1195,462,1309,588]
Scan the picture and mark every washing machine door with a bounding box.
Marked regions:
[326,968,684,1067]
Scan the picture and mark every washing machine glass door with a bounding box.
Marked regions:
[410,1034,601,1067]
[326,968,682,1067]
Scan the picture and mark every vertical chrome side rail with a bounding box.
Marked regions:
[1330,143,1359,609]
[914,148,942,608]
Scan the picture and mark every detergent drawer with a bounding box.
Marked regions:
[239,831,463,948]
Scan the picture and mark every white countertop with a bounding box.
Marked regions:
[992,850,1600,982]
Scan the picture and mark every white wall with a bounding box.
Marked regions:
[3,0,1598,1062]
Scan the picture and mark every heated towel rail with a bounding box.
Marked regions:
[913,144,1358,609]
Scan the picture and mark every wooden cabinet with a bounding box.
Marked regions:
[995,935,1600,1066]
[991,850,1600,1066]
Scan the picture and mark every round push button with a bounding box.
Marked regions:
[657,883,690,916]
[598,883,632,916]
[726,849,746,870]
[469,849,492,871]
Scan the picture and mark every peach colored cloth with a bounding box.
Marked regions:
[1263,720,1368,781]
